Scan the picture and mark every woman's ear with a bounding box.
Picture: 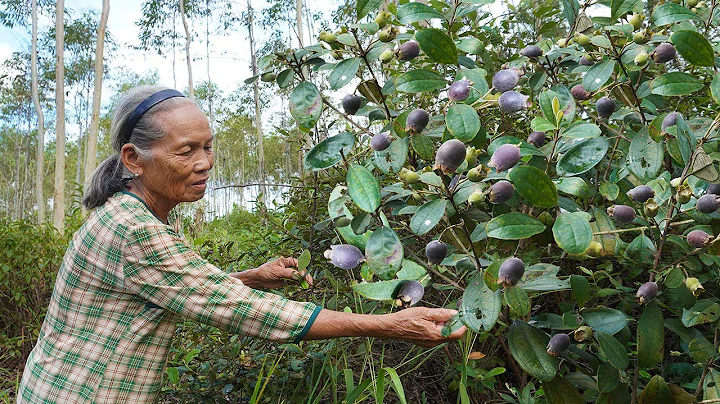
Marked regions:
[120,144,142,176]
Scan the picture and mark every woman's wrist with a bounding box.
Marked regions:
[230,268,262,289]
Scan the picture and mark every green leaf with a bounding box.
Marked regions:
[352,279,407,300]
[347,164,381,213]
[166,367,179,384]
[711,72,720,104]
[597,362,621,393]
[611,0,639,20]
[486,212,546,240]
[395,69,447,93]
[518,263,571,292]
[379,368,408,404]
[357,0,382,20]
[556,137,610,176]
[505,285,530,317]
[553,212,593,254]
[277,69,294,88]
[596,331,629,370]
[328,58,361,89]
[628,128,663,181]
[409,199,447,235]
[651,3,702,26]
[375,137,408,174]
[289,81,323,132]
[396,2,445,24]
[304,132,356,171]
[539,90,561,126]
[560,0,580,27]
[456,37,484,54]
[638,300,664,368]
[396,259,427,279]
[446,104,480,142]
[555,177,592,198]
[415,28,458,64]
[543,375,584,404]
[638,375,673,404]
[570,275,590,308]
[704,369,720,400]
[650,72,704,96]
[531,117,557,132]
[508,321,557,382]
[583,59,616,93]
[508,165,558,208]
[583,308,631,335]
[671,30,715,67]
[298,249,311,272]
[461,273,501,332]
[681,300,720,327]
[561,122,602,138]
[365,227,403,280]
[410,134,435,160]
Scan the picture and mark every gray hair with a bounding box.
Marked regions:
[83,86,196,209]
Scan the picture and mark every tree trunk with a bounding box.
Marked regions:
[84,0,110,189]
[53,0,66,231]
[247,0,266,208]
[180,0,193,98]
[296,0,304,47]
[31,0,46,223]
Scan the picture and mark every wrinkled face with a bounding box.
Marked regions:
[140,103,214,206]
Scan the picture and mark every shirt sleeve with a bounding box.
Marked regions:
[123,222,320,343]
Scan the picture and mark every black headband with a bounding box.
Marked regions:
[119,89,186,144]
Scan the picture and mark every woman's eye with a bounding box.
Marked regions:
[180,149,192,156]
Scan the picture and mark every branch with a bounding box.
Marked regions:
[212,182,306,190]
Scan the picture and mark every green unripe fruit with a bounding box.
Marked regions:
[575,33,591,46]
[633,31,649,44]
[374,11,391,29]
[468,189,485,205]
[574,326,593,342]
[629,13,644,30]
[688,0,699,7]
[676,184,693,204]
[465,146,478,166]
[405,171,420,184]
[634,51,648,65]
[557,38,567,47]
[685,277,704,296]
[586,240,603,257]
[379,49,394,63]
[644,198,660,217]
[260,72,277,82]
[467,167,483,182]
[411,192,423,202]
[319,31,337,44]
[378,27,397,42]
[333,216,351,227]
[331,50,344,60]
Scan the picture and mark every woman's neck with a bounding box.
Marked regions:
[125,183,174,224]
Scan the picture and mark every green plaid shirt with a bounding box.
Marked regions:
[18,191,320,403]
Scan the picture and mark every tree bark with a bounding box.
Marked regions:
[296,0,304,47]
[247,0,266,207]
[84,0,110,189]
[31,0,46,223]
[180,0,193,98]
[53,0,66,231]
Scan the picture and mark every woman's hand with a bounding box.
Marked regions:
[383,307,466,347]
[229,257,313,289]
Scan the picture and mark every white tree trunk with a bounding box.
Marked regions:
[247,0,266,206]
[31,0,45,223]
[53,0,66,231]
[296,0,304,47]
[84,0,110,188]
[180,0,194,98]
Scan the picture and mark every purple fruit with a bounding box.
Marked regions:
[636,282,658,305]
[596,97,615,118]
[697,194,720,214]
[448,80,471,102]
[434,139,467,174]
[571,84,591,101]
[425,240,448,264]
[498,91,529,113]
[579,55,595,66]
[397,40,420,61]
[406,109,429,134]
[662,112,679,131]
[527,131,546,147]
[492,69,519,92]
[489,144,521,172]
[520,45,543,58]
[627,185,654,203]
[652,43,676,63]
[687,230,711,248]
[607,204,636,223]
[707,184,720,195]
[324,244,365,269]
[547,333,571,356]
[489,180,515,204]
[497,257,525,287]
[396,280,425,308]
[370,132,392,151]
[342,94,362,115]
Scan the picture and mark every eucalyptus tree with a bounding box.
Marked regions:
[52,0,65,230]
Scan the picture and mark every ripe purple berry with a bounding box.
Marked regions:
[636,282,658,305]
[520,45,543,58]
[627,185,655,203]
[697,194,720,214]
[596,97,615,119]
[434,139,467,174]
[425,240,448,264]
[397,40,421,61]
[342,94,362,115]
[324,244,365,269]
[497,257,525,287]
[652,43,676,63]
[662,112,679,131]
[370,132,392,151]
[489,180,515,204]
[492,69,519,92]
[396,280,425,308]
[498,91,529,113]
[687,230,711,248]
[579,55,595,66]
[448,80,471,102]
[489,144,521,172]
[527,131,545,147]
[406,109,429,134]
[608,204,636,223]
[707,184,720,195]
[547,333,571,356]
[571,84,591,100]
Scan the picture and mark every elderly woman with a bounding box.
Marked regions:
[17,86,465,403]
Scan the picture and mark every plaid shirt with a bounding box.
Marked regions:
[17,191,320,403]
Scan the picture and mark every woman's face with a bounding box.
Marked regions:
[138,103,214,206]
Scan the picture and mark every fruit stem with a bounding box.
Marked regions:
[350,29,393,121]
[443,182,483,271]
[321,96,375,137]
[592,226,649,235]
[606,31,648,125]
